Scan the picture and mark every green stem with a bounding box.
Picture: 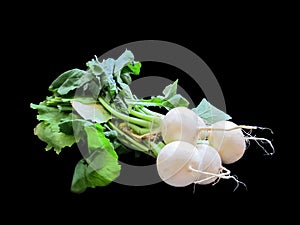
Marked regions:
[108,121,150,154]
[128,123,150,135]
[99,97,152,128]
[127,100,162,108]
[149,142,164,157]
[129,108,155,121]
[139,107,165,118]
[58,106,73,111]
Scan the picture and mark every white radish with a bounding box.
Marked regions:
[192,144,223,184]
[191,144,243,190]
[156,141,199,187]
[156,141,240,188]
[161,107,206,145]
[208,120,246,164]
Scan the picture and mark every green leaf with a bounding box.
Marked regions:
[58,118,93,138]
[34,121,76,154]
[130,79,189,110]
[86,151,120,186]
[121,62,142,76]
[126,62,141,75]
[31,102,76,154]
[30,102,71,121]
[87,57,117,100]
[192,98,232,125]
[114,50,141,89]
[49,69,79,91]
[156,79,189,109]
[49,69,92,95]
[161,94,189,109]
[114,49,135,76]
[70,159,87,194]
[162,79,178,99]
[84,124,116,157]
[71,149,121,193]
[71,100,112,124]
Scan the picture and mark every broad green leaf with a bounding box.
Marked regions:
[49,69,91,95]
[71,149,121,193]
[129,80,189,110]
[158,79,189,109]
[71,100,112,124]
[84,124,116,157]
[31,103,72,122]
[70,159,87,193]
[162,79,178,99]
[34,121,75,154]
[58,116,88,136]
[87,57,117,100]
[31,103,76,154]
[58,71,96,96]
[86,150,120,185]
[161,94,189,110]
[114,49,134,76]
[192,98,231,125]
[49,69,81,91]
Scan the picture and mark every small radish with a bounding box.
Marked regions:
[191,144,240,186]
[161,107,206,145]
[208,121,246,164]
[192,144,223,184]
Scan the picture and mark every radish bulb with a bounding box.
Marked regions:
[208,120,246,164]
[161,107,206,145]
[156,141,200,187]
[192,144,223,184]
[156,141,240,188]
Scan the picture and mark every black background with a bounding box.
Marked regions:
[4,10,292,220]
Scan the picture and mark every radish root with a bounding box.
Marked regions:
[198,125,258,132]
[244,136,275,155]
[190,165,247,192]
[199,124,275,156]
[242,126,275,155]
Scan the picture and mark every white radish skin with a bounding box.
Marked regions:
[191,144,243,189]
[156,141,242,189]
[156,141,200,187]
[193,144,222,184]
[161,107,206,145]
[208,121,246,164]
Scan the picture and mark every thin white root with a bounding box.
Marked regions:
[199,124,274,134]
[198,125,258,132]
[189,166,247,192]
[256,126,274,134]
[244,136,275,155]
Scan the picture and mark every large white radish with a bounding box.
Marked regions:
[156,141,200,187]
[161,107,206,145]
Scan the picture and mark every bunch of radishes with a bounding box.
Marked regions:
[156,107,274,189]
